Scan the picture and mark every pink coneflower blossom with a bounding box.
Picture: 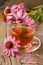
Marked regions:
[2,36,20,56]
[6,13,16,24]
[2,3,37,29]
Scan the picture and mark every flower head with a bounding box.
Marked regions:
[2,36,20,56]
[2,3,36,29]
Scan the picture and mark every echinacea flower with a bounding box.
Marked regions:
[2,36,20,56]
[2,3,37,29]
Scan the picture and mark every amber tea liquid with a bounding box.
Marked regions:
[11,26,35,48]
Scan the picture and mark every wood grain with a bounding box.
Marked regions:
[0,0,43,11]
[0,20,43,65]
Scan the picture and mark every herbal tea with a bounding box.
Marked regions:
[11,26,35,48]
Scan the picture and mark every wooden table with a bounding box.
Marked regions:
[0,19,43,65]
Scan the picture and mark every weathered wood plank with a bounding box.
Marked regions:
[0,20,7,65]
[0,20,21,65]
[0,19,43,65]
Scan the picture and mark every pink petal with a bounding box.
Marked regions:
[3,38,8,44]
[5,51,8,55]
[2,45,5,49]
[32,24,37,27]
[18,3,24,8]
[27,18,31,23]
[3,49,9,55]
[3,49,7,53]
[17,45,21,47]
[24,15,29,22]
[25,57,33,61]
[6,13,16,18]
[14,41,20,47]
[17,40,20,44]
[28,23,37,28]
[23,15,27,20]
[17,10,22,18]
[25,46,32,52]
[13,48,18,52]
[11,50,14,56]
[22,13,27,19]
[4,40,7,44]
[16,55,22,59]
[12,37,15,43]
[13,13,16,18]
[29,61,37,64]
[8,50,11,56]
[38,33,43,37]
[7,36,12,41]
[6,19,12,24]
[35,54,43,59]
[6,15,13,19]
[6,13,13,16]
[10,5,17,12]
[13,37,15,40]
[2,44,7,49]
[25,57,37,64]
[29,19,35,25]
[16,20,20,23]
[18,3,26,11]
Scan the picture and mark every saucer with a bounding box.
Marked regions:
[18,36,41,53]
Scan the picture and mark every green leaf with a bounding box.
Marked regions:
[29,10,38,15]
[28,5,43,23]
[41,16,43,21]
[33,5,43,9]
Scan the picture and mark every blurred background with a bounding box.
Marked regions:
[0,0,43,11]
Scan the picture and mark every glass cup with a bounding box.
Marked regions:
[10,25,35,48]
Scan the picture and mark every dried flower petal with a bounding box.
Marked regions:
[25,57,33,61]
[29,61,37,64]
[35,54,43,59]
[25,57,37,64]
[38,33,43,37]
[16,55,22,59]
[2,36,20,56]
